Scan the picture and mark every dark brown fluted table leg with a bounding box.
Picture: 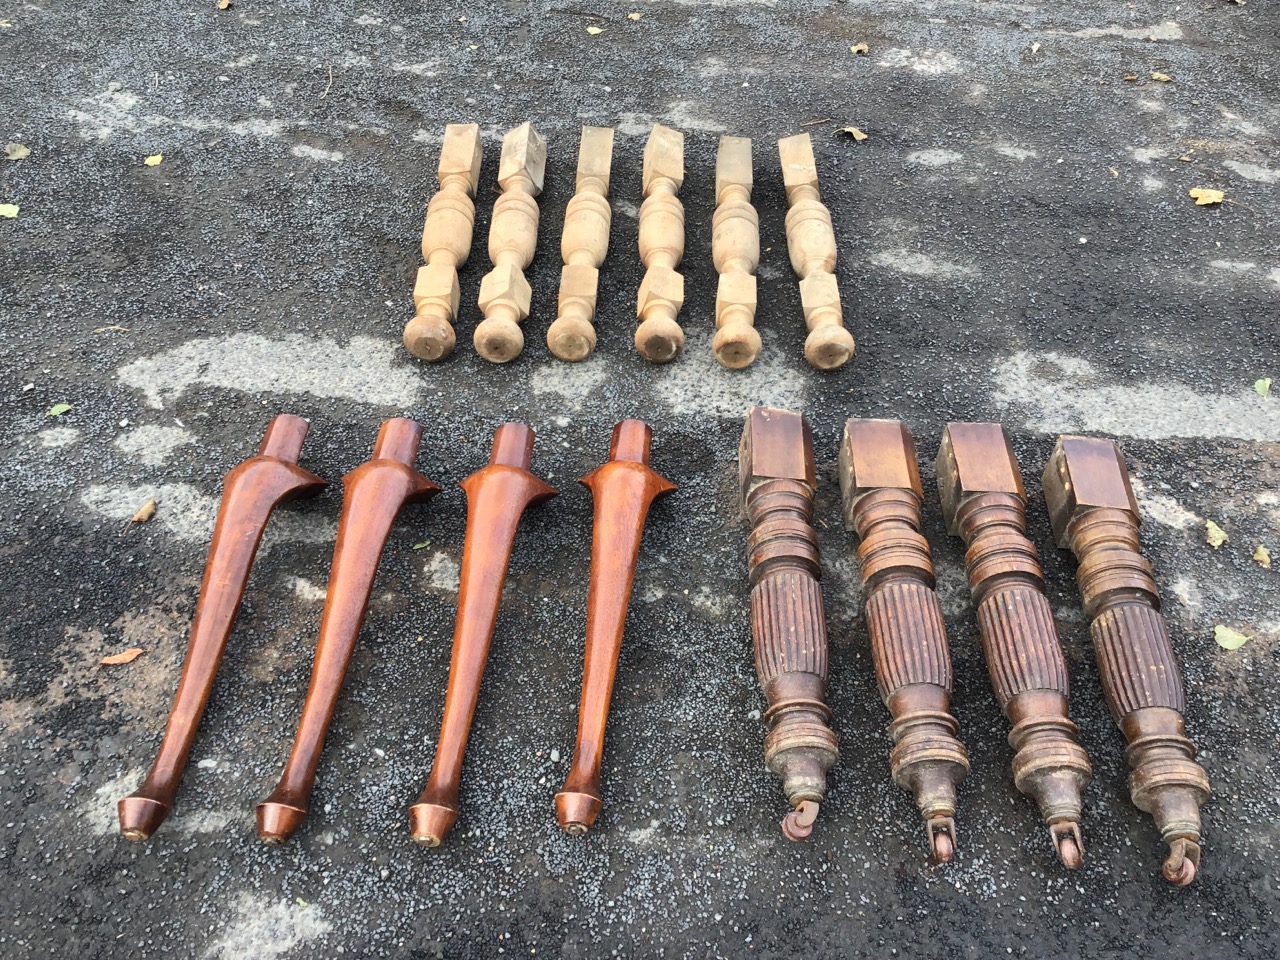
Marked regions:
[936,422,1093,868]
[840,419,969,862]
[1043,435,1210,885]
[410,423,557,847]
[258,418,440,844]
[739,407,839,841]
[118,415,326,841]
[557,420,675,834]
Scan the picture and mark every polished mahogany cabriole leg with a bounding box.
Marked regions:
[557,420,675,834]
[411,423,557,846]
[118,415,326,841]
[258,418,440,844]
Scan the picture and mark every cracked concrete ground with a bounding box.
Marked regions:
[2,1,1278,957]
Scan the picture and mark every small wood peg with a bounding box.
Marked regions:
[712,136,761,369]
[548,126,614,362]
[404,124,482,362]
[778,133,855,371]
[475,122,546,364]
[635,124,686,363]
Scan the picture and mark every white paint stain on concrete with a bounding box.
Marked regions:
[1224,160,1280,184]
[688,586,727,620]
[206,893,332,960]
[84,771,236,837]
[658,335,808,419]
[529,359,609,407]
[1130,478,1199,530]
[68,85,287,141]
[81,482,335,552]
[1142,177,1165,192]
[117,333,421,409]
[1069,21,1183,41]
[1271,267,1280,291]
[1209,260,1257,273]
[869,249,974,280]
[40,426,81,448]
[991,352,1280,441]
[291,144,344,162]
[286,576,328,601]
[906,149,963,167]
[114,425,196,466]
[877,48,963,75]
[617,101,727,137]
[994,145,1037,160]
[422,551,461,592]
[1129,147,1162,164]
[1218,108,1267,136]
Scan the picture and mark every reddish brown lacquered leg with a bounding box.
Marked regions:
[839,419,969,862]
[118,415,326,841]
[257,418,440,844]
[740,407,839,842]
[936,423,1093,869]
[556,421,676,834]
[1043,436,1211,885]
[410,423,557,846]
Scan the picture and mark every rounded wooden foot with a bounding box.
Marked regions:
[256,800,307,845]
[804,326,854,370]
[408,802,459,848]
[712,322,762,369]
[117,796,169,842]
[403,314,456,362]
[555,791,603,835]
[635,316,684,364]
[474,318,525,363]
[547,316,597,361]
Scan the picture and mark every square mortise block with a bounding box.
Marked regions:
[439,123,483,194]
[1042,436,1139,547]
[643,124,685,192]
[799,272,842,320]
[838,419,923,526]
[637,265,684,317]
[498,122,547,193]
[716,272,757,320]
[558,263,599,309]
[778,133,819,192]
[412,263,460,315]
[478,262,532,317]
[716,136,753,200]
[936,423,1026,535]
[577,126,615,192]
[738,406,816,499]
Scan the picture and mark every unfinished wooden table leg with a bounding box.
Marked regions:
[404,123,482,362]
[778,133,855,371]
[548,126,614,362]
[711,136,761,369]
[475,122,546,364]
[635,124,686,363]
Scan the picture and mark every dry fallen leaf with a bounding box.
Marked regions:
[144,153,163,166]
[1214,625,1250,651]
[1123,73,1138,81]
[93,324,131,334]
[217,0,232,8]
[1151,71,1172,82]
[851,43,869,55]
[101,648,145,666]
[627,12,641,20]
[0,203,17,219]
[586,25,604,35]
[1255,377,1272,400]
[1030,42,1041,54]
[1188,187,1225,205]
[1109,167,1119,177]
[4,142,30,161]
[840,126,869,142]
[132,500,158,524]
[1205,519,1229,549]
[1254,544,1272,569]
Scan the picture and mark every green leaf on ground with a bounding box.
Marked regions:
[4,142,30,160]
[1256,377,1272,400]
[1254,545,1272,569]
[1205,519,1228,549]
[48,403,73,417]
[411,540,432,551]
[1214,625,1250,651]
[0,203,18,219]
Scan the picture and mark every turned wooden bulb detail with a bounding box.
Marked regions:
[635,124,686,364]
[475,122,546,364]
[711,136,762,369]
[778,133,855,371]
[548,126,615,362]
[403,124,483,362]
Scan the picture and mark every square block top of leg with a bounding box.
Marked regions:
[739,406,816,501]
[778,133,818,193]
[643,124,685,193]
[839,419,922,527]
[936,422,1025,535]
[498,122,547,193]
[716,136,753,201]
[1042,436,1139,547]
[576,126,615,192]
[439,123,483,194]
